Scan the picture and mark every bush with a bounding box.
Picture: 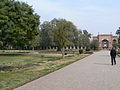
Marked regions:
[117,51,120,54]
[79,49,83,54]
[86,48,90,51]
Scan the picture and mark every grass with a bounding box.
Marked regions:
[0,52,91,90]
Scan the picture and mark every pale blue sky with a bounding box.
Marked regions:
[18,0,120,35]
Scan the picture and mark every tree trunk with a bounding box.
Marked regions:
[57,46,61,51]
[32,47,34,52]
[61,47,65,58]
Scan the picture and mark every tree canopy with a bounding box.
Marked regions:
[0,0,91,52]
[116,27,120,44]
[40,18,91,57]
[0,0,40,49]
[40,18,81,48]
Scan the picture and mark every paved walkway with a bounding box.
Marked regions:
[15,50,120,90]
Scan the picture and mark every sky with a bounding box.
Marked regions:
[18,0,120,36]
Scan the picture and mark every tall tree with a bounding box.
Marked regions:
[67,21,78,46]
[83,30,91,38]
[116,27,120,44]
[52,19,72,58]
[40,21,54,48]
[82,30,91,49]
[51,18,78,48]
[0,0,40,49]
[90,40,99,50]
[77,30,83,48]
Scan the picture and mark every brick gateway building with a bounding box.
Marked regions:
[93,34,118,49]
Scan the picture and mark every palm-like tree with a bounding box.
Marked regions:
[116,27,120,43]
[116,27,120,36]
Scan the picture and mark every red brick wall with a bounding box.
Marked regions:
[93,34,118,49]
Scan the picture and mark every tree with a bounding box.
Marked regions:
[40,18,91,55]
[83,30,91,39]
[81,30,91,49]
[67,21,78,46]
[0,0,40,49]
[116,27,120,44]
[90,40,99,50]
[52,19,72,58]
[40,21,54,49]
[0,41,3,49]
[77,30,83,48]
[40,18,78,51]
[29,32,40,51]
[112,43,117,49]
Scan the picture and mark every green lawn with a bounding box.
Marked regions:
[0,52,90,90]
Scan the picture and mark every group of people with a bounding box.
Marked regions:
[110,48,117,65]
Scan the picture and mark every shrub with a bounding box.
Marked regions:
[79,49,83,54]
[86,48,90,51]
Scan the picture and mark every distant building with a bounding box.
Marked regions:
[93,34,118,49]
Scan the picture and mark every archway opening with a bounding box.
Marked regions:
[102,39,109,49]
[113,39,117,44]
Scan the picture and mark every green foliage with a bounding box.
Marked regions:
[0,41,3,49]
[40,21,54,47]
[77,30,91,49]
[0,0,40,49]
[40,18,79,49]
[79,49,83,54]
[40,18,82,57]
[112,43,117,49]
[82,34,90,47]
[52,19,74,57]
[116,27,120,43]
[40,18,92,58]
[116,27,120,36]
[86,48,90,51]
[52,19,72,47]
[90,40,99,50]
[83,30,91,38]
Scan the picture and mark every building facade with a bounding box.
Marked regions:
[93,34,118,49]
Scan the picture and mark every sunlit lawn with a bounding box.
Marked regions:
[0,52,90,90]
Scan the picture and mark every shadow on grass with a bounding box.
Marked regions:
[33,55,62,61]
[0,53,25,56]
[48,57,62,61]
[0,64,39,72]
[0,66,14,71]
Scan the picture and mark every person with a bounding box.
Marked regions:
[110,48,116,65]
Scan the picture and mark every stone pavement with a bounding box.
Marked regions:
[15,50,120,90]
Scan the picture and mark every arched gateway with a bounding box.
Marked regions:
[102,39,109,49]
[93,34,118,49]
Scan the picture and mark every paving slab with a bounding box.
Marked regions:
[15,50,120,90]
